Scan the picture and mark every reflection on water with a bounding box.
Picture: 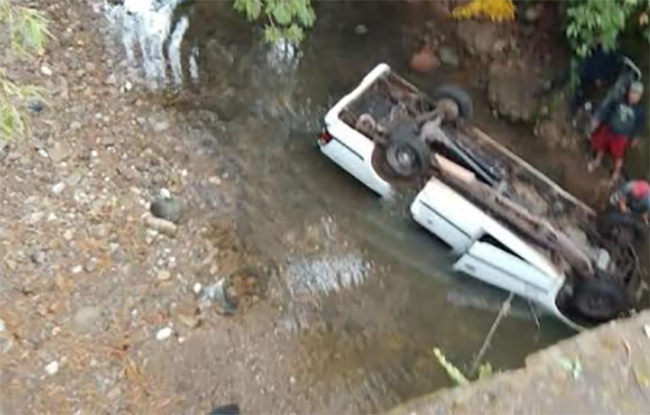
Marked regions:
[104,0,196,87]
[103,0,303,88]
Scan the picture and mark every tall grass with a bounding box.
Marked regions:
[0,0,51,140]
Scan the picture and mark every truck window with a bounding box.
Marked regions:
[478,234,525,261]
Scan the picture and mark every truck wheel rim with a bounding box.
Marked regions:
[387,144,418,176]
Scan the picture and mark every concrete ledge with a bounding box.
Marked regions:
[390,311,650,415]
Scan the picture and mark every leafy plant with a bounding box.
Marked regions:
[452,0,516,23]
[565,0,650,57]
[0,72,44,138]
[0,0,50,140]
[233,0,315,45]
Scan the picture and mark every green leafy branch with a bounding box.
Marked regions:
[565,0,650,58]
[233,0,315,45]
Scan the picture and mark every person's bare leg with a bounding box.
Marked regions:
[611,158,623,182]
[588,151,604,172]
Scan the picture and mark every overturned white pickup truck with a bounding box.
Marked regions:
[318,63,642,330]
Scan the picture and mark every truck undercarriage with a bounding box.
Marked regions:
[337,70,644,324]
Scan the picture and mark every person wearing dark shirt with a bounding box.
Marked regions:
[587,81,646,181]
[571,45,623,114]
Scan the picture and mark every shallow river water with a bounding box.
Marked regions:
[102,0,576,411]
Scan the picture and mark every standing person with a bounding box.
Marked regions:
[611,179,650,223]
[587,81,646,181]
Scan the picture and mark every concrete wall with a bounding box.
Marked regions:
[390,311,650,414]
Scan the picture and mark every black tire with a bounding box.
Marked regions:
[384,120,430,179]
[573,278,631,323]
[597,208,648,245]
[432,85,474,120]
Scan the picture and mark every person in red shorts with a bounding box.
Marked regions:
[587,81,646,181]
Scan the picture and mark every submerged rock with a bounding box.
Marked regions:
[150,197,183,223]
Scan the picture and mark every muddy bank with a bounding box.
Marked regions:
[389,310,650,415]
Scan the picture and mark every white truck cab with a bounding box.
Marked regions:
[319,63,639,330]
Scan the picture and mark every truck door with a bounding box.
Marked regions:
[453,234,553,301]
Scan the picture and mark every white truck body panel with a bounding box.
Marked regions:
[321,64,392,197]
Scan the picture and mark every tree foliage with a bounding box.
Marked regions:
[566,0,650,57]
[233,0,315,45]
[0,0,50,140]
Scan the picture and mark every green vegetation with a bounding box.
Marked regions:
[433,348,494,386]
[233,0,315,45]
[565,0,650,57]
[0,0,50,140]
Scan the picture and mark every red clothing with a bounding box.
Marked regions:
[591,124,629,160]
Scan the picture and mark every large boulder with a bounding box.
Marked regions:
[487,60,543,122]
[455,20,510,58]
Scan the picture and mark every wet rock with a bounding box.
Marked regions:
[150,197,183,223]
[209,404,240,415]
[25,212,45,225]
[410,47,439,74]
[145,215,177,236]
[201,278,237,315]
[52,182,66,194]
[157,270,172,282]
[153,120,170,133]
[117,165,139,182]
[63,229,74,241]
[47,143,70,163]
[438,46,460,68]
[156,327,173,340]
[159,188,172,199]
[66,170,83,187]
[176,303,200,328]
[30,250,47,265]
[84,258,99,272]
[193,282,203,295]
[28,100,46,113]
[89,223,111,239]
[44,361,59,375]
[72,306,103,332]
[354,24,368,35]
